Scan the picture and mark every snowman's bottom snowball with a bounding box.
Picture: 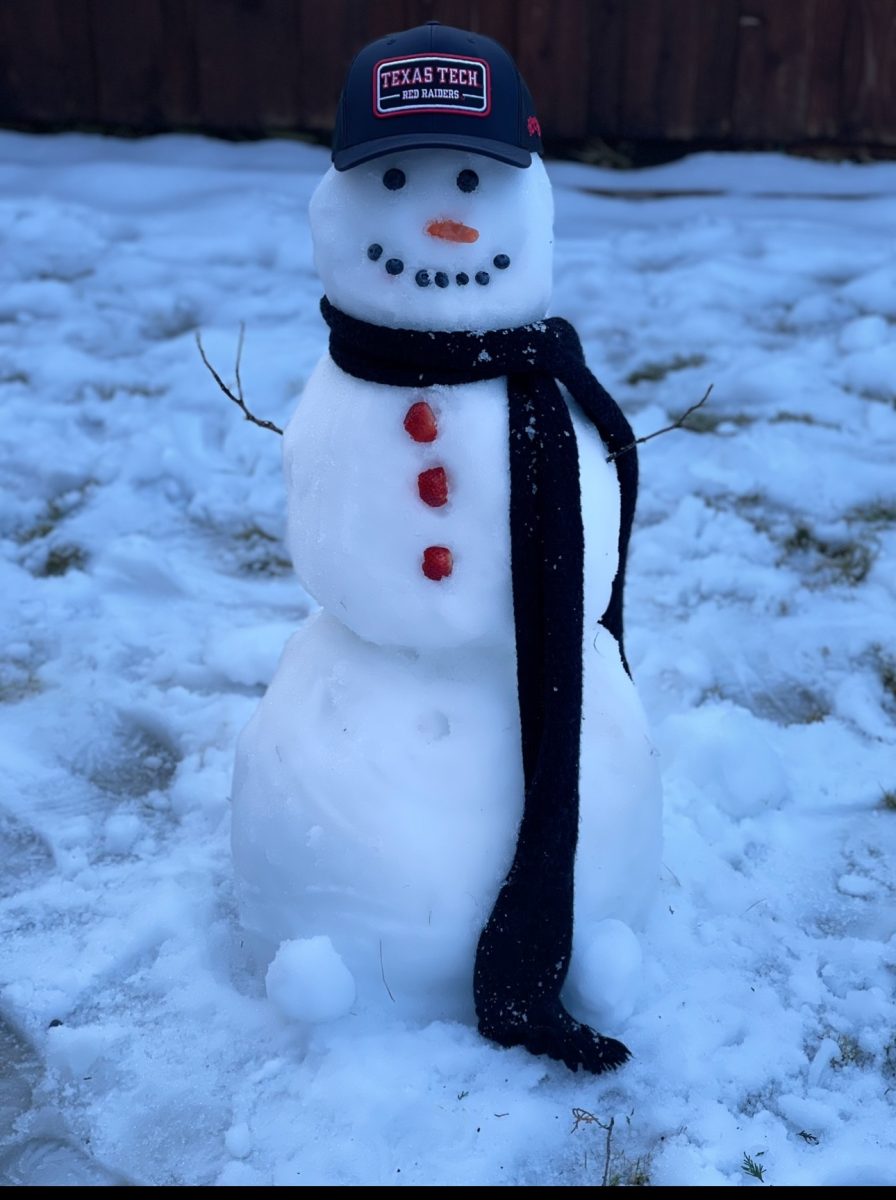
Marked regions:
[231,611,523,1022]
[231,611,662,1022]
[265,936,355,1023]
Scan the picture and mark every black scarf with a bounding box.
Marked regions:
[322,297,637,1074]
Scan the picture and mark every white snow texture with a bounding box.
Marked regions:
[0,132,895,1186]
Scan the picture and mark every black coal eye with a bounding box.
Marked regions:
[383,168,406,191]
[457,169,479,193]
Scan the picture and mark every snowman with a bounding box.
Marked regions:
[231,21,661,1074]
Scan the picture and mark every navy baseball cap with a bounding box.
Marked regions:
[332,21,543,170]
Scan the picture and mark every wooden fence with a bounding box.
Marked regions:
[1,0,895,156]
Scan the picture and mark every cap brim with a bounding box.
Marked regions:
[334,132,531,170]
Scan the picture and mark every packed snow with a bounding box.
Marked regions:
[1,131,894,1186]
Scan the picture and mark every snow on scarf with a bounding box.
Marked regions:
[322,296,638,1074]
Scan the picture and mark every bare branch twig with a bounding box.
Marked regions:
[571,1107,596,1133]
[606,383,713,463]
[196,325,283,435]
[379,939,395,1003]
[234,322,246,405]
[599,1116,615,1188]
[571,1109,616,1186]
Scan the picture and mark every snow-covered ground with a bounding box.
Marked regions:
[1,132,894,1186]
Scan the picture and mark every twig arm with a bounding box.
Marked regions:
[196,327,283,436]
[606,383,713,463]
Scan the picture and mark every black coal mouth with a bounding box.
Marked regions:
[367,244,511,288]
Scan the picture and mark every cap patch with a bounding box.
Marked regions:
[374,53,491,118]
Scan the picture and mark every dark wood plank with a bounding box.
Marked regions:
[195,0,304,135]
[514,0,589,141]
[695,0,743,139]
[469,0,519,57]
[363,0,427,45]
[804,0,847,140]
[617,0,666,139]
[253,0,305,129]
[730,0,767,140]
[654,0,703,141]
[361,0,407,43]
[841,0,896,145]
[406,0,475,32]
[0,0,97,126]
[157,0,201,129]
[297,0,365,134]
[607,0,741,143]
[90,0,165,129]
[0,0,20,123]
[195,0,253,134]
[680,0,741,141]
[586,0,625,141]
[732,0,815,142]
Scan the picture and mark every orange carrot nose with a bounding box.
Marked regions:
[426,219,479,243]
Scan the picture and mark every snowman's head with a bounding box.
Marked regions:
[310,149,553,333]
[312,21,552,332]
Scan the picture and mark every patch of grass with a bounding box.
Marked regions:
[780,524,874,587]
[756,685,830,726]
[16,485,94,545]
[0,660,43,704]
[233,525,279,544]
[703,491,773,534]
[829,1032,873,1071]
[233,525,291,577]
[86,382,166,402]
[607,1155,652,1187]
[36,267,94,283]
[142,302,200,341]
[769,411,836,429]
[625,353,707,386]
[0,809,54,897]
[883,1039,896,1080]
[571,1109,654,1187]
[846,499,896,528]
[0,369,29,386]
[681,409,754,434]
[815,912,848,936]
[17,498,70,545]
[86,718,180,798]
[877,657,896,702]
[866,645,896,717]
[879,788,896,812]
[705,681,829,727]
[841,383,896,407]
[35,545,88,577]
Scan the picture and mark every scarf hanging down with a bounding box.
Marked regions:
[322,297,638,1075]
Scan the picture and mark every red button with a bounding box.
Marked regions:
[422,546,453,580]
[404,400,438,443]
[418,466,448,507]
